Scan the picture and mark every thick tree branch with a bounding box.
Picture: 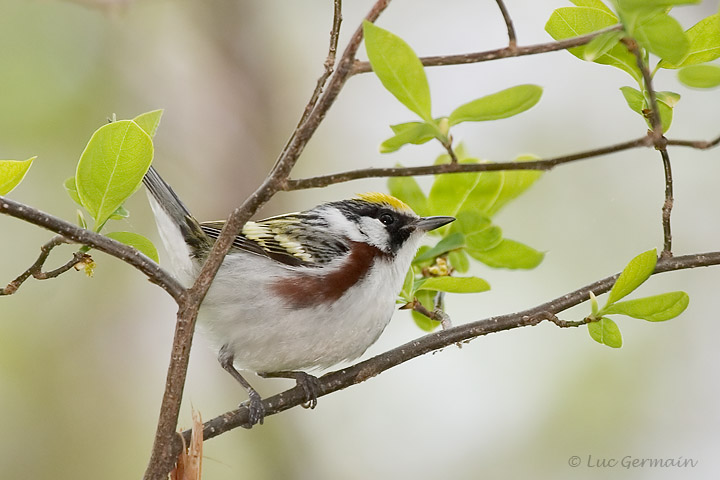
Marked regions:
[0,196,184,300]
[176,251,720,446]
[351,24,623,74]
[143,1,393,478]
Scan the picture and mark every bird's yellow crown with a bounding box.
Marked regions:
[356,192,413,213]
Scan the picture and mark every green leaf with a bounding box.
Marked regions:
[467,238,544,269]
[545,7,641,81]
[387,174,429,216]
[380,122,437,153]
[655,97,674,133]
[614,0,699,10]
[450,210,492,235]
[588,317,622,348]
[602,291,689,321]
[606,248,657,305]
[64,176,82,206]
[427,160,503,218]
[105,231,159,263]
[109,205,130,220]
[448,250,470,273]
[448,85,543,126]
[584,30,625,61]
[76,209,87,229]
[570,0,615,16]
[485,155,543,217]
[415,276,490,294]
[132,109,164,138]
[620,86,644,114]
[590,291,600,316]
[413,232,465,263]
[620,88,676,132]
[633,12,689,65]
[411,290,438,331]
[363,21,432,121]
[76,120,154,230]
[0,157,35,195]
[465,225,503,252]
[678,64,720,88]
[398,266,416,303]
[661,14,720,68]
[656,91,681,108]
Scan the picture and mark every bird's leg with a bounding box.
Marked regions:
[259,371,321,409]
[218,346,265,427]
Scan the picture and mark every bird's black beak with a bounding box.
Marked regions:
[413,216,455,232]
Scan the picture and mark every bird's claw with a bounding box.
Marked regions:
[294,372,320,409]
[239,391,266,428]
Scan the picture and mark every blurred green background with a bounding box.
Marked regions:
[1,0,719,478]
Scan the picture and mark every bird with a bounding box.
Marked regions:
[143,166,454,426]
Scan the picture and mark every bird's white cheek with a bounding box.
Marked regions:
[357,217,390,251]
[320,207,366,243]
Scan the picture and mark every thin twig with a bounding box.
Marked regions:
[494,0,517,48]
[622,38,664,144]
[296,0,343,129]
[442,139,459,164]
[176,250,720,445]
[142,2,393,478]
[1,235,67,295]
[0,197,184,300]
[411,299,452,330]
[285,135,652,190]
[35,251,89,279]
[351,24,623,74]
[659,149,674,257]
[623,37,673,256]
[667,134,720,149]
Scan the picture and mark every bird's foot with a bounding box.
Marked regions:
[239,389,266,428]
[259,370,321,409]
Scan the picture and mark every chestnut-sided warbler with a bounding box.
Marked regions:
[143,167,454,425]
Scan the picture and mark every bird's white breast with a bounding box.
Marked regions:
[198,249,409,373]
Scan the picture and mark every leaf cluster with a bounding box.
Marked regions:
[363,21,543,154]
[546,0,720,134]
[1,111,163,266]
[363,21,549,330]
[390,147,544,330]
[586,249,689,347]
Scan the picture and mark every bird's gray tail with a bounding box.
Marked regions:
[143,166,209,259]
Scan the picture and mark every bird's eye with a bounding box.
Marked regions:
[379,213,395,225]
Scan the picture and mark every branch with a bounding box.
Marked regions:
[494,0,517,48]
[0,196,184,300]
[623,37,673,257]
[294,0,343,130]
[142,1,393,478]
[351,24,623,74]
[176,251,720,445]
[2,235,68,295]
[658,149,674,257]
[667,133,720,150]
[285,135,652,190]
